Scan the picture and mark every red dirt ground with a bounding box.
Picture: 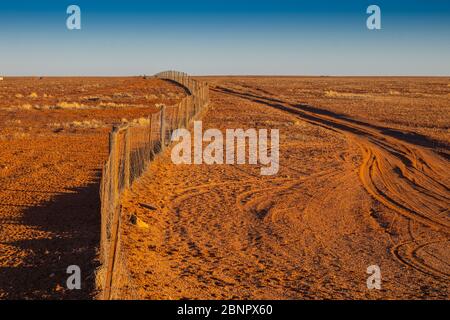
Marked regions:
[120,77,449,299]
[0,77,185,299]
[1,76,448,300]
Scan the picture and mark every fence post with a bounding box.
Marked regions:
[160,105,166,150]
[104,126,119,300]
[175,101,181,129]
[110,127,119,206]
[124,127,131,189]
[185,99,189,127]
[148,115,154,160]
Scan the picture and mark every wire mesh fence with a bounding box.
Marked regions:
[97,71,209,300]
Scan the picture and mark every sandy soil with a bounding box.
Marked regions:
[0,77,185,299]
[121,77,449,299]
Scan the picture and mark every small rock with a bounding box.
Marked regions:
[138,203,157,211]
[55,284,64,292]
[130,214,149,229]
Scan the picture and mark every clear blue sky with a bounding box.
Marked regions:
[0,0,449,75]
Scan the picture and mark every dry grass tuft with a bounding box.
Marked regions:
[50,119,105,130]
[55,102,85,109]
[98,102,129,108]
[5,119,22,125]
[121,117,151,126]
[81,96,102,102]
[145,94,158,100]
[17,103,33,110]
[113,92,133,99]
[324,90,371,99]
[0,132,30,141]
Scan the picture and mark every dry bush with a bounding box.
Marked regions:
[5,119,22,125]
[120,117,151,126]
[113,92,133,99]
[145,94,158,100]
[324,90,371,99]
[50,119,105,130]
[0,132,30,141]
[98,102,129,108]
[4,101,153,111]
[17,103,33,110]
[55,101,86,109]
[81,96,102,102]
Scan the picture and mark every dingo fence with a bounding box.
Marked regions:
[97,71,209,299]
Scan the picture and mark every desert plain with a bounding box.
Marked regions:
[0,76,449,299]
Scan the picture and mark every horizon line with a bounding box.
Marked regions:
[2,74,450,78]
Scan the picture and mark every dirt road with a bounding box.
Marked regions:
[121,78,449,299]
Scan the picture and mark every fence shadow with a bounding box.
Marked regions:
[163,78,192,95]
[97,71,209,299]
[0,171,101,300]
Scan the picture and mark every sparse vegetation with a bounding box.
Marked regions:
[0,76,448,300]
[0,132,30,141]
[120,117,151,126]
[55,101,85,109]
[17,103,33,110]
[0,76,187,300]
[49,119,105,130]
[208,77,450,145]
[324,90,373,99]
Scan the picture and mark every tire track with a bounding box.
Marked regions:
[235,169,338,222]
[214,85,450,281]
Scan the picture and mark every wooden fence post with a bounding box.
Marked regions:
[100,72,212,299]
[160,105,166,150]
[148,113,155,160]
[104,126,120,300]
[124,127,131,189]
[110,127,119,206]
[184,99,189,128]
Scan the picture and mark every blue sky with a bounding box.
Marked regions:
[0,0,449,75]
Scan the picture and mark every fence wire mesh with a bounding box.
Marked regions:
[98,71,209,299]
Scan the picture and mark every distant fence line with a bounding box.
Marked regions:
[97,71,210,300]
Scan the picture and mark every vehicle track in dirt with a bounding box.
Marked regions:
[213,84,450,282]
[121,79,448,299]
